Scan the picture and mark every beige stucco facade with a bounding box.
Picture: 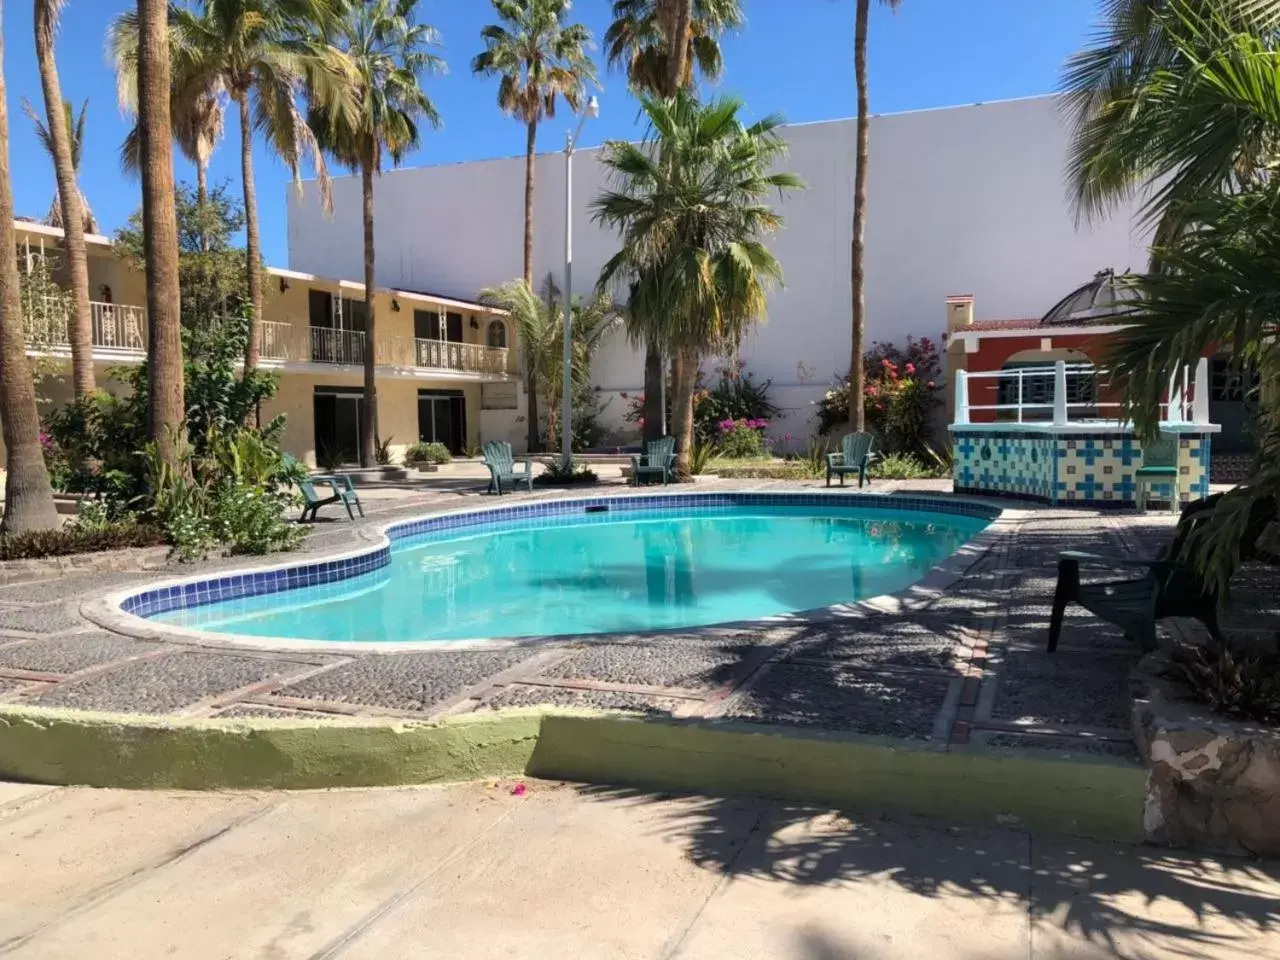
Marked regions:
[12,220,526,468]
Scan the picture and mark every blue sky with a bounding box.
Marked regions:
[4,0,1103,266]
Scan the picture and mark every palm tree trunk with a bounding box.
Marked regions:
[196,158,209,253]
[523,119,540,453]
[641,0,694,447]
[236,93,262,373]
[669,344,697,480]
[137,0,184,465]
[0,6,60,534]
[359,156,378,468]
[848,0,870,433]
[34,0,94,399]
[196,159,208,207]
[641,345,663,443]
[665,0,694,96]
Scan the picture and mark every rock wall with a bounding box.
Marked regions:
[1133,656,1280,856]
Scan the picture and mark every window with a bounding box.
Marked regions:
[487,320,507,349]
[1210,355,1259,402]
[996,362,1096,411]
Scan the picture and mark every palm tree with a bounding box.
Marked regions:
[115,0,346,375]
[114,42,226,211]
[1061,0,1280,238]
[480,276,618,447]
[472,0,597,453]
[0,1,61,533]
[136,0,185,465]
[32,0,95,399]
[1070,4,1280,589]
[22,98,98,233]
[603,0,743,445]
[848,0,902,434]
[309,0,443,468]
[593,92,802,476]
[603,0,742,97]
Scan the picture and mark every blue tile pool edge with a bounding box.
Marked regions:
[97,491,1007,650]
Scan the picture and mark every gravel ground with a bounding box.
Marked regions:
[270,649,538,713]
[0,633,164,675]
[724,663,955,740]
[28,651,310,714]
[0,482,1274,764]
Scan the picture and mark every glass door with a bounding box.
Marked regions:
[418,390,466,454]
[314,389,363,465]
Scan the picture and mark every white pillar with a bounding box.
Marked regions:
[1192,357,1210,424]
[954,370,969,425]
[1053,361,1068,425]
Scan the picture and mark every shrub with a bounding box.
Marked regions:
[0,523,166,561]
[534,459,598,486]
[404,441,452,464]
[716,418,770,459]
[694,362,777,443]
[622,361,778,445]
[871,452,932,480]
[140,429,306,562]
[688,438,717,475]
[374,435,395,466]
[817,335,942,460]
[1170,643,1280,725]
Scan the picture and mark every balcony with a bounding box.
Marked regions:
[24,301,147,356]
[255,322,514,378]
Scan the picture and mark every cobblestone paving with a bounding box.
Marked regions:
[1,478,1276,763]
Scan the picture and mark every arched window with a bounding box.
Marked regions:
[487,319,507,349]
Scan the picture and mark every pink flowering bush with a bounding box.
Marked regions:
[816,335,942,460]
[717,417,770,459]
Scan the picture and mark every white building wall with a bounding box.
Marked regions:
[287,95,1151,447]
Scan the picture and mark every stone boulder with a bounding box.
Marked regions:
[1132,653,1280,857]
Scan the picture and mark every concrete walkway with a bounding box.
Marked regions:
[2,779,1277,960]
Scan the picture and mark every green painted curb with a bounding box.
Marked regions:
[528,715,1147,844]
[0,706,541,790]
[0,706,1146,842]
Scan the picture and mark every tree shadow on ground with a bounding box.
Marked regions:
[572,783,1280,958]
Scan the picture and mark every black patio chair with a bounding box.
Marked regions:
[1047,493,1276,654]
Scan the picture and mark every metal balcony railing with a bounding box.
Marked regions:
[23,300,146,354]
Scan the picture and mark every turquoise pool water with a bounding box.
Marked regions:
[152,503,988,643]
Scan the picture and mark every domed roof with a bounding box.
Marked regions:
[1040,269,1139,326]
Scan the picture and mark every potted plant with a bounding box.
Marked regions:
[404,441,452,473]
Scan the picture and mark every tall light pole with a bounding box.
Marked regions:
[562,95,599,472]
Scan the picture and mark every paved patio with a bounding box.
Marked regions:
[1,476,1276,764]
[2,777,1278,959]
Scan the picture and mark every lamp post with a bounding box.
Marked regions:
[562,95,600,472]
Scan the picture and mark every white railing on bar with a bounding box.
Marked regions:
[953,358,1209,426]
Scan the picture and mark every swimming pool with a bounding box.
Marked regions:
[126,494,994,645]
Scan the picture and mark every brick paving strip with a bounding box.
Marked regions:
[0,476,1273,765]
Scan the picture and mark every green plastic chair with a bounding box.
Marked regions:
[826,432,877,488]
[299,474,364,522]
[1136,433,1180,513]
[482,441,533,495]
[630,436,676,486]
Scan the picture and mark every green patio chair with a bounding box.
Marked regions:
[826,432,877,488]
[299,474,364,522]
[1048,494,1276,654]
[630,436,677,486]
[482,440,533,495]
[1136,432,1181,514]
